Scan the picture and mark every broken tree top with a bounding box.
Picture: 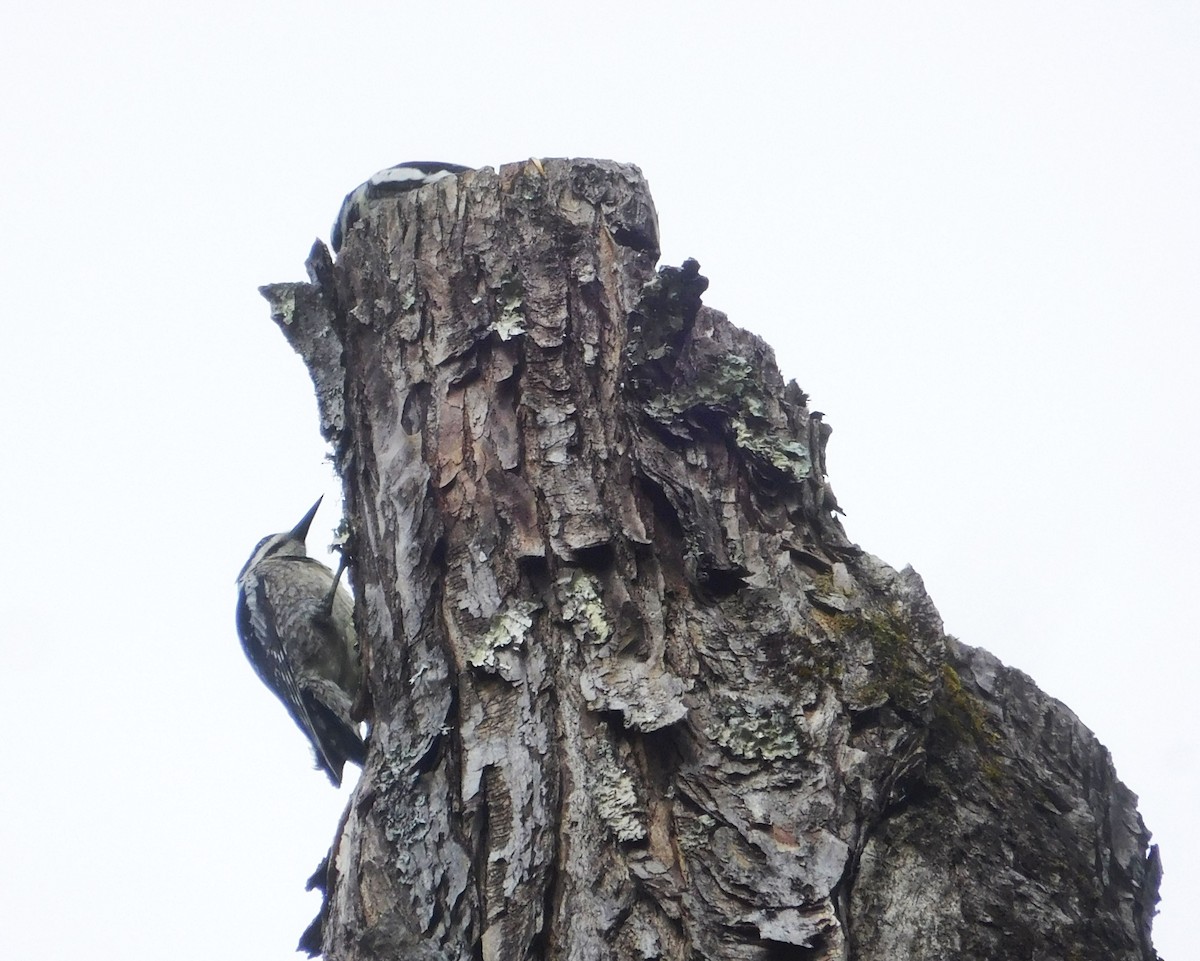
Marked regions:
[260,159,1159,961]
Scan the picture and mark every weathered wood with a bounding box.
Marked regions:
[262,158,1159,960]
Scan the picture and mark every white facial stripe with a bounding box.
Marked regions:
[243,533,288,572]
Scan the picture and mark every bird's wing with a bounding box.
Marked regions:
[237,569,343,784]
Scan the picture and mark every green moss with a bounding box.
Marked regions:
[824,610,1006,783]
[930,664,1005,783]
[937,665,999,745]
[832,608,935,712]
[809,572,835,595]
[785,645,840,685]
[772,629,843,704]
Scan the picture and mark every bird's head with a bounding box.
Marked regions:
[237,497,323,578]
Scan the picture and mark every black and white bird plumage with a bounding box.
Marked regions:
[331,160,472,253]
[236,497,365,786]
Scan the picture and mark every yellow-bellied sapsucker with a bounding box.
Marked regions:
[236,497,364,786]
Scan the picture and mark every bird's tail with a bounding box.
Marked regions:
[303,691,367,787]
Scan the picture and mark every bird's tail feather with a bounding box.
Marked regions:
[304,693,366,786]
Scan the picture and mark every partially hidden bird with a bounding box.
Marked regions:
[331,160,473,253]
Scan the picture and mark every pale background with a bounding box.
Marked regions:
[1,2,1193,957]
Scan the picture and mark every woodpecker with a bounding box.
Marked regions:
[331,160,473,253]
[236,497,365,786]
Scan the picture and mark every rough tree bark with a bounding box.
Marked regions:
[261,159,1161,961]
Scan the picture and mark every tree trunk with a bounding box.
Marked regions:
[261,158,1160,961]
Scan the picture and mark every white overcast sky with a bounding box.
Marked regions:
[1,2,1194,958]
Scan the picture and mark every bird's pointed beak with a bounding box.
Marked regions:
[290,496,324,542]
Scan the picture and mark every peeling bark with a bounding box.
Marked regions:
[261,158,1160,960]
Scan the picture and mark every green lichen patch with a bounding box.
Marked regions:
[731,418,812,483]
[489,274,527,340]
[707,694,808,761]
[276,289,297,325]
[557,571,613,648]
[641,353,755,421]
[467,599,541,669]
[639,353,811,483]
[623,261,812,485]
[592,738,647,842]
